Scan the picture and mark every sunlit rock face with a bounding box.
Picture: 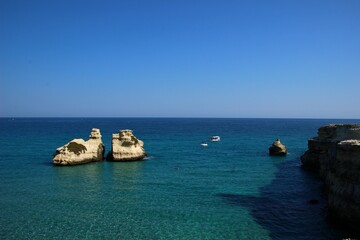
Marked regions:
[108,129,146,161]
[301,124,360,229]
[269,139,287,156]
[52,128,105,165]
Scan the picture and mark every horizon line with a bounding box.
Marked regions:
[1,116,360,120]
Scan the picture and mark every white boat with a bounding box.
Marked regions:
[201,143,208,147]
[210,136,220,142]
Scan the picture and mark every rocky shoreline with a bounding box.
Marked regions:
[301,124,360,230]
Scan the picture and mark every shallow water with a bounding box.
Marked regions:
[0,118,359,239]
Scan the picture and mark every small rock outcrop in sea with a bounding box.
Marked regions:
[269,139,287,156]
[52,128,105,165]
[108,129,146,161]
[301,124,360,230]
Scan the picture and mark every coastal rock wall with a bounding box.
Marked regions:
[327,140,360,225]
[108,129,146,161]
[301,124,360,229]
[52,128,105,165]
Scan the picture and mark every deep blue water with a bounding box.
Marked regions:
[0,118,360,240]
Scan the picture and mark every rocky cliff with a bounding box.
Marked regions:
[52,128,105,165]
[108,129,146,161]
[301,124,360,229]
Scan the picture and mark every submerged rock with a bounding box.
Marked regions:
[108,129,146,161]
[301,124,360,230]
[269,139,287,156]
[52,128,105,165]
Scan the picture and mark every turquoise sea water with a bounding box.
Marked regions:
[0,118,360,240]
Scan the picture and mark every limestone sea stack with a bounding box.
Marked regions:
[301,124,360,230]
[269,139,287,156]
[108,129,146,161]
[52,128,105,166]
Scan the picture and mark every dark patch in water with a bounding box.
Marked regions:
[217,157,360,240]
[308,199,319,205]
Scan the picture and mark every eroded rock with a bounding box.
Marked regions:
[108,129,146,161]
[269,139,287,156]
[52,128,105,165]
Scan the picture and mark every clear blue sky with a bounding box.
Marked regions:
[1,0,359,118]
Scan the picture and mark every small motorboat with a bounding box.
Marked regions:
[210,136,220,142]
[201,143,208,147]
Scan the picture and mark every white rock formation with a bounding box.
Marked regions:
[109,129,146,161]
[52,128,105,165]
